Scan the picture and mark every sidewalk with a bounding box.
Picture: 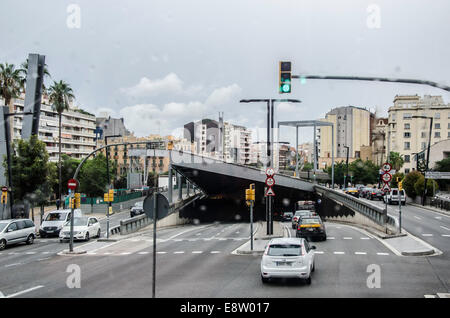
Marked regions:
[233,221,287,255]
[408,202,450,217]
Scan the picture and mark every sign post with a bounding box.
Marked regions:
[380,162,392,232]
[67,179,78,252]
[245,184,256,251]
[265,168,275,235]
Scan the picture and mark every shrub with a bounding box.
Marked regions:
[403,171,422,199]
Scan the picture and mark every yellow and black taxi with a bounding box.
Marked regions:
[344,187,360,198]
[296,216,327,241]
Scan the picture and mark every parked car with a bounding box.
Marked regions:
[296,216,327,241]
[292,210,315,229]
[0,219,36,250]
[344,187,360,198]
[39,209,83,238]
[59,216,101,242]
[260,237,316,284]
[130,201,144,217]
[282,212,293,222]
[360,187,372,198]
[384,189,406,205]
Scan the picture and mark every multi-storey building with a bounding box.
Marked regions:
[96,114,132,139]
[317,106,374,168]
[9,95,96,162]
[371,118,388,166]
[387,95,450,173]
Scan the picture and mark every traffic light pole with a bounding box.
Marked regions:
[69,193,75,252]
[398,189,402,234]
[250,201,254,251]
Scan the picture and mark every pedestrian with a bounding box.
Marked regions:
[56,198,60,210]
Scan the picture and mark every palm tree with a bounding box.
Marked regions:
[48,80,74,209]
[0,63,25,138]
[389,151,404,171]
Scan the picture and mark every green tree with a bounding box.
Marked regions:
[390,172,405,188]
[5,135,53,209]
[349,159,380,185]
[389,152,404,171]
[414,175,439,198]
[403,171,422,199]
[48,80,74,207]
[50,154,81,196]
[326,161,346,186]
[114,174,128,189]
[434,157,450,190]
[0,62,24,108]
[302,162,313,171]
[78,153,110,199]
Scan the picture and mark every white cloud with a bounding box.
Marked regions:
[121,73,184,97]
[205,83,242,106]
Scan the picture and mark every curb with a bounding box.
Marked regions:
[97,238,118,242]
[235,250,264,256]
[58,250,87,255]
[408,203,450,217]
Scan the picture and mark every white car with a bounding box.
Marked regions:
[39,209,83,238]
[59,216,101,242]
[384,188,406,205]
[0,219,36,250]
[260,237,316,284]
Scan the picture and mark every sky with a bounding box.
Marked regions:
[1,0,449,146]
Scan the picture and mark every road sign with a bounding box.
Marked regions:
[1,186,7,192]
[381,183,390,192]
[265,177,275,187]
[265,187,275,196]
[381,162,392,172]
[425,171,450,179]
[144,192,170,220]
[67,179,78,191]
[381,173,392,183]
[266,168,275,177]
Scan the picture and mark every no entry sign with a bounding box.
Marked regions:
[67,179,78,191]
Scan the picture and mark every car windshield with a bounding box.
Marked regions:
[65,217,88,227]
[283,212,293,216]
[135,201,143,207]
[0,223,8,232]
[268,244,302,256]
[45,213,67,221]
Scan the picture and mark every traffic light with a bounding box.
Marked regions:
[1,191,7,204]
[167,140,174,150]
[398,181,403,191]
[279,61,292,94]
[74,193,81,208]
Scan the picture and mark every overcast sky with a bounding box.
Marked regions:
[1,0,449,145]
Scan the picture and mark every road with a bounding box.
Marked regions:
[1,207,449,298]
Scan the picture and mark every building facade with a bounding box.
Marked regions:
[10,95,96,162]
[387,95,450,173]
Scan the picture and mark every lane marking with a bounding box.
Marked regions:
[210,251,221,254]
[25,252,36,255]
[422,234,433,237]
[440,226,450,231]
[442,234,450,237]
[4,263,22,268]
[138,252,149,255]
[120,252,131,255]
[435,216,442,220]
[192,251,203,254]
[343,237,353,240]
[103,252,113,255]
[414,216,422,220]
[314,251,324,254]
[333,252,345,255]
[156,251,167,254]
[174,239,183,242]
[5,285,44,298]
[377,252,389,256]
[327,237,335,240]
[174,251,184,254]
[360,237,370,240]
[355,252,367,255]
[42,252,50,254]
[37,257,51,261]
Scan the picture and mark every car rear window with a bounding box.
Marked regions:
[301,218,321,225]
[268,244,302,256]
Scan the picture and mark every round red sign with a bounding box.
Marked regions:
[67,179,78,190]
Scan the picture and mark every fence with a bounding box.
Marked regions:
[431,196,450,212]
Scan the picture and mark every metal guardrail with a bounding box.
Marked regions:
[315,185,390,227]
[431,196,450,212]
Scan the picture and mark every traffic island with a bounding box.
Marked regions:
[382,231,441,257]
[58,250,87,255]
[233,221,287,255]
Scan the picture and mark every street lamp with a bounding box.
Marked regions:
[412,115,433,206]
[104,134,122,239]
[344,146,350,188]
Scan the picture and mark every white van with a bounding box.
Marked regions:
[39,209,83,237]
[384,189,406,205]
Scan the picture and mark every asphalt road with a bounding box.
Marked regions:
[1,215,449,298]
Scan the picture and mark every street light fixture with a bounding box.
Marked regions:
[412,115,433,206]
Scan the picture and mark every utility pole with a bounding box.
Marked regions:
[344,146,350,188]
[105,134,121,239]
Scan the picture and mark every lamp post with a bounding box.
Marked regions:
[105,134,122,239]
[412,115,433,206]
[344,146,350,188]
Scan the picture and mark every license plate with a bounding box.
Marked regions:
[308,228,314,231]
[276,262,292,266]
[46,230,54,233]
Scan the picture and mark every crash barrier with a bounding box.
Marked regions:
[315,185,398,234]
[109,192,205,236]
[431,196,450,212]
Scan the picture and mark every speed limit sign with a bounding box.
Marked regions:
[381,173,392,183]
[382,162,392,173]
[265,177,275,187]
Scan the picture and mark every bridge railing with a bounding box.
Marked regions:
[315,185,396,230]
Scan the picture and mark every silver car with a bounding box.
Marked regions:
[260,237,316,284]
[0,219,36,250]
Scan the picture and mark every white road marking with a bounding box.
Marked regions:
[422,234,433,237]
[8,252,19,255]
[174,239,183,242]
[435,216,442,220]
[103,252,113,255]
[442,234,450,237]
[188,239,197,242]
[440,226,450,231]
[218,238,227,241]
[377,252,389,256]
[192,251,203,254]
[4,263,22,268]
[210,251,221,254]
[138,252,149,255]
[87,252,97,255]
[360,237,370,240]
[120,252,131,255]
[5,285,44,298]
[25,252,36,255]
[414,216,422,220]
[156,251,167,254]
[424,295,437,298]
[327,237,335,240]
[355,252,367,255]
[343,237,353,240]
[333,252,345,255]
[203,238,212,241]
[174,251,184,254]
[37,257,51,261]
[314,251,324,254]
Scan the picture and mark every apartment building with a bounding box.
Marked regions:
[10,95,96,162]
[371,118,388,166]
[387,95,450,173]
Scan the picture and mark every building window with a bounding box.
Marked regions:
[435,132,440,138]
[404,132,411,138]
[404,142,410,150]
[421,132,427,138]
[405,168,410,174]
[404,123,410,130]
[403,113,412,120]
[435,113,440,119]
[404,155,410,163]
[435,123,440,129]
[421,142,426,150]
[448,131,450,138]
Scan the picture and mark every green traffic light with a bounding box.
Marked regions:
[281,83,291,93]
